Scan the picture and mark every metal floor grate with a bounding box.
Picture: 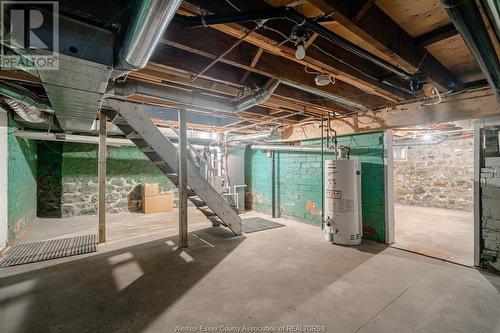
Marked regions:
[0,234,97,268]
[242,217,285,233]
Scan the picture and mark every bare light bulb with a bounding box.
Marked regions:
[295,43,305,60]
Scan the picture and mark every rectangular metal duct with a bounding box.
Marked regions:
[38,55,112,131]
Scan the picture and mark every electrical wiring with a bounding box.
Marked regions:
[304,65,321,75]
[421,86,442,106]
[310,43,380,83]
[304,65,336,86]
[224,0,241,12]
[261,25,290,42]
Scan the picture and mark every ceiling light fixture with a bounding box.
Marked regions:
[315,74,334,86]
[292,24,308,60]
[295,42,306,60]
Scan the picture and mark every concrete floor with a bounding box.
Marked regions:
[1,209,500,333]
[394,204,474,266]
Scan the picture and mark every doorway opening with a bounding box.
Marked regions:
[392,121,474,266]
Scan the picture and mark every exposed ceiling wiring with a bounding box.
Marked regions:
[224,0,241,12]
[309,43,380,83]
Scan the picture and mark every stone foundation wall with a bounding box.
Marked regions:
[37,142,174,217]
[394,137,473,211]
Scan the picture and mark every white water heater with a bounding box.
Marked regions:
[324,159,362,245]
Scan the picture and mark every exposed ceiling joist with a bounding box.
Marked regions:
[308,0,465,92]
[415,23,458,47]
[180,2,407,102]
[282,88,500,139]
[159,21,389,110]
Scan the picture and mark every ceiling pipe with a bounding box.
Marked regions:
[233,79,281,112]
[227,130,281,143]
[0,81,53,123]
[175,7,428,93]
[109,78,282,112]
[113,0,183,75]
[250,144,334,153]
[282,81,366,111]
[482,0,500,42]
[442,0,500,101]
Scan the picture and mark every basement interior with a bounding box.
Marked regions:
[1,0,500,332]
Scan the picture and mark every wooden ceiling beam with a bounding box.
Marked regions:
[282,89,498,139]
[308,0,465,91]
[160,21,389,109]
[239,47,264,84]
[133,65,335,117]
[352,0,375,23]
[180,1,406,102]
[415,24,458,47]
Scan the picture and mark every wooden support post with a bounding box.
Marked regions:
[98,113,107,243]
[178,109,188,248]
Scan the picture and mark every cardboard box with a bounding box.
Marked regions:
[142,183,159,197]
[142,192,174,213]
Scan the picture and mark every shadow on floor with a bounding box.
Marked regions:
[0,227,244,332]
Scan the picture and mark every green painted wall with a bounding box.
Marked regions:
[61,142,173,189]
[37,142,175,217]
[8,121,37,242]
[37,141,63,217]
[246,132,386,242]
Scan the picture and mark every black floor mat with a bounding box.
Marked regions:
[0,234,97,267]
[242,217,285,233]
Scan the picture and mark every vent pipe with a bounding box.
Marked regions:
[0,81,52,123]
[442,0,500,100]
[233,79,280,112]
[114,0,183,73]
[109,78,281,112]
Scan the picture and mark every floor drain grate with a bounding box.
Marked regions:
[242,217,285,233]
[0,234,97,268]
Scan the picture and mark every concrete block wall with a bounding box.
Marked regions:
[7,121,37,242]
[394,137,473,211]
[37,142,175,217]
[246,132,387,242]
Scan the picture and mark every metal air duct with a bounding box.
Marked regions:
[0,81,52,123]
[233,79,280,112]
[442,0,500,100]
[115,0,183,73]
[109,78,282,112]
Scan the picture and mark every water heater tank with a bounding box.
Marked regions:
[324,160,362,245]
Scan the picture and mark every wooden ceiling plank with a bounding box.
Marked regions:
[179,2,404,102]
[240,47,264,84]
[352,0,376,23]
[415,23,458,47]
[308,0,465,91]
[160,21,389,109]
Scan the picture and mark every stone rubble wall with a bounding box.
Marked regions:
[394,137,473,211]
[37,142,174,218]
[61,177,148,217]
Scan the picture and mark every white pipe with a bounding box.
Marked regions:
[250,144,337,153]
[282,81,366,111]
[13,130,208,149]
